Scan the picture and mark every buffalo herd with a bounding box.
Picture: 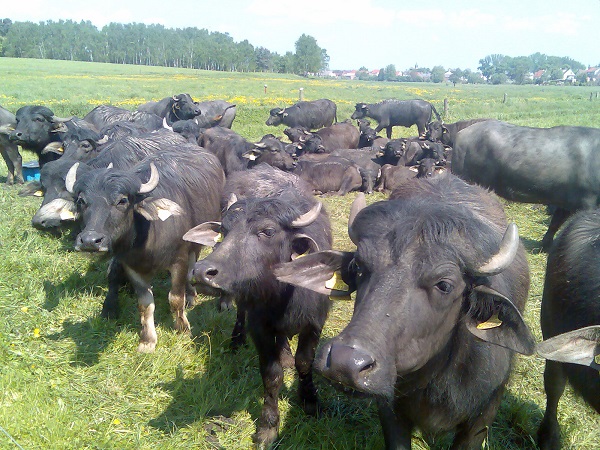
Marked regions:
[1,94,598,449]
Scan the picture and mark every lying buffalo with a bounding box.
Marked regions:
[184,165,332,447]
[67,149,225,352]
[137,93,201,125]
[537,209,600,450]
[275,174,535,449]
[266,98,337,130]
[452,120,600,250]
[351,99,441,138]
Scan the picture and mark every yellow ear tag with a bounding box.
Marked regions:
[214,233,223,243]
[33,190,44,197]
[156,208,172,221]
[325,271,349,291]
[291,250,309,260]
[476,314,503,330]
[58,147,64,154]
[59,210,76,220]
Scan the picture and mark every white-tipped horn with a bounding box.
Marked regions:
[472,223,520,276]
[291,202,322,228]
[162,117,173,131]
[226,193,238,210]
[138,163,159,194]
[65,162,80,194]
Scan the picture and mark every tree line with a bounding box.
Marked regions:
[0,18,328,74]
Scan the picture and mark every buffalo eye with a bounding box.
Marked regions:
[76,194,87,207]
[116,196,129,207]
[259,227,276,238]
[435,280,454,294]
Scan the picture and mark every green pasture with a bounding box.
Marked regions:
[0,57,598,449]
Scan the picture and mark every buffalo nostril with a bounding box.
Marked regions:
[205,268,218,278]
[322,343,376,386]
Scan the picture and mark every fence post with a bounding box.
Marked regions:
[443,98,448,117]
[503,93,507,103]
[299,88,304,101]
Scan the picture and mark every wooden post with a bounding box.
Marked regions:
[443,98,448,117]
[502,93,507,103]
[591,92,594,101]
[264,84,267,94]
[299,88,304,101]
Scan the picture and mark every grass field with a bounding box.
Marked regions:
[0,57,599,449]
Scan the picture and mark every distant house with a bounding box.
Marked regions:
[533,69,546,80]
[370,69,380,77]
[578,67,600,83]
[341,70,357,80]
[561,69,576,82]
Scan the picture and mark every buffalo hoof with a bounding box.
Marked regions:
[137,341,157,353]
[100,305,119,320]
[537,418,561,450]
[217,295,234,311]
[300,398,320,417]
[252,426,278,449]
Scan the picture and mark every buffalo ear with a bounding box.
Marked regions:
[465,285,536,355]
[18,181,43,197]
[290,233,320,260]
[52,122,69,133]
[135,197,183,221]
[274,250,354,297]
[536,325,600,369]
[242,149,262,160]
[183,221,222,247]
[41,142,64,155]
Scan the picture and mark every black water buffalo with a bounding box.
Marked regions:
[294,121,360,155]
[536,210,600,450]
[184,165,331,447]
[9,105,92,168]
[293,156,363,195]
[31,131,190,230]
[452,120,600,250]
[274,174,535,449]
[0,105,22,184]
[284,126,309,143]
[330,148,382,194]
[83,105,163,131]
[195,100,236,129]
[426,118,490,147]
[68,149,224,352]
[357,118,388,149]
[351,99,441,138]
[137,93,201,125]
[381,138,426,166]
[266,98,337,130]
[374,164,416,193]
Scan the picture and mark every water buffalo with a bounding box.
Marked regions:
[351,99,441,138]
[67,149,224,352]
[293,156,363,195]
[137,93,201,125]
[274,174,535,449]
[195,100,236,129]
[294,121,360,155]
[452,119,600,250]
[330,148,383,194]
[266,99,337,130]
[184,165,332,447]
[83,105,163,131]
[536,209,600,450]
[374,164,417,193]
[0,105,22,184]
[426,118,490,147]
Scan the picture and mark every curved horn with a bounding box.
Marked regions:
[138,163,159,194]
[51,115,74,123]
[291,202,322,228]
[254,142,267,148]
[162,117,173,131]
[65,162,80,194]
[471,223,520,277]
[348,193,367,245]
[106,163,113,169]
[226,193,238,210]
[172,95,179,101]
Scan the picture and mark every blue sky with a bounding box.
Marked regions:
[3,0,599,70]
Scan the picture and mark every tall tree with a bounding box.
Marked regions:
[431,65,445,83]
[294,34,325,74]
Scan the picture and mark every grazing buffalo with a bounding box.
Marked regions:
[0,105,22,184]
[266,99,337,130]
[294,156,363,195]
[83,105,163,131]
[184,165,331,447]
[295,121,360,155]
[536,209,600,450]
[137,93,201,125]
[351,99,441,138]
[274,174,535,449]
[68,149,224,352]
[452,120,600,250]
[426,118,490,147]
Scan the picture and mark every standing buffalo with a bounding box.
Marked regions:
[266,99,337,130]
[351,99,441,138]
[137,94,201,125]
[274,174,535,449]
[67,150,225,352]
[452,120,600,250]
[184,165,332,447]
[0,105,22,184]
[536,209,600,450]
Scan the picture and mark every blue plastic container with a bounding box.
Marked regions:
[23,160,40,182]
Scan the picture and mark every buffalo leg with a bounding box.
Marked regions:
[381,400,412,450]
[541,207,571,252]
[0,138,23,185]
[230,303,247,350]
[250,325,286,448]
[101,258,126,319]
[451,386,504,449]
[123,264,157,353]
[294,325,321,416]
[537,360,567,450]
[386,126,393,139]
[168,249,192,335]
